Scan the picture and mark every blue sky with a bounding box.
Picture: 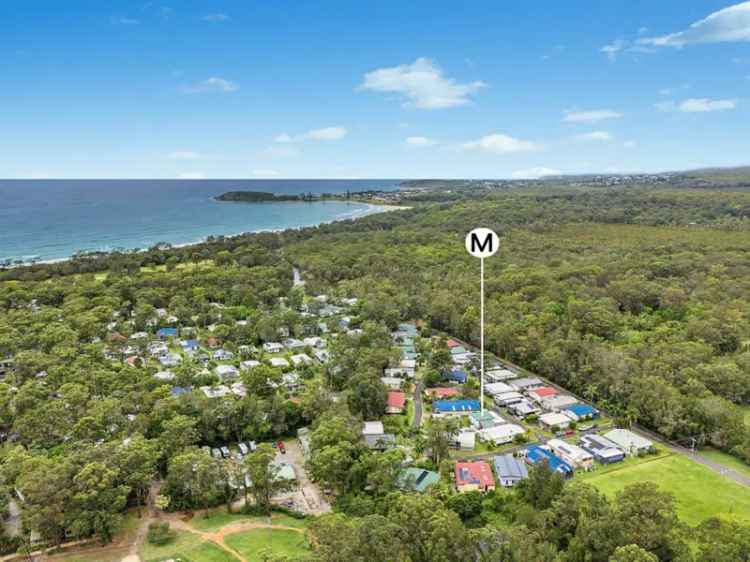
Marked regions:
[1,1,749,179]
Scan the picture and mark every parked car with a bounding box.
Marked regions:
[211,448,222,460]
[220,446,231,458]
[238,442,249,455]
[277,441,286,454]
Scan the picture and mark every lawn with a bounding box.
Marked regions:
[699,448,750,479]
[225,528,309,561]
[191,511,308,532]
[582,452,750,526]
[139,530,236,562]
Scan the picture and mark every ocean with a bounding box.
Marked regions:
[0,179,400,263]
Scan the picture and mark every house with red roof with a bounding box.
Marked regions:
[528,386,558,403]
[424,387,460,399]
[386,391,407,414]
[446,339,462,348]
[455,461,495,492]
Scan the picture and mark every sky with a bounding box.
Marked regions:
[1,1,750,179]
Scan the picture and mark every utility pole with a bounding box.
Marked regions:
[465,228,499,414]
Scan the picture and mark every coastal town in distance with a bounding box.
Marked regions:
[2,1,750,561]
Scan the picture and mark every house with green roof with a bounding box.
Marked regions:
[397,468,440,493]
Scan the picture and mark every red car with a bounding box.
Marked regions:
[277,441,286,454]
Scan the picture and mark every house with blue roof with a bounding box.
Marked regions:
[433,399,481,415]
[524,445,573,476]
[181,339,199,351]
[156,327,178,339]
[563,403,599,421]
[442,370,467,384]
[170,386,192,397]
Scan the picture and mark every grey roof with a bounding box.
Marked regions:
[364,433,396,449]
[493,454,529,480]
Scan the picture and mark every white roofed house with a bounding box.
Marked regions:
[159,353,182,367]
[303,336,326,349]
[493,391,525,407]
[240,360,261,371]
[547,439,594,471]
[539,412,572,431]
[539,395,579,412]
[270,357,290,369]
[381,376,405,390]
[263,342,284,354]
[510,377,544,391]
[479,424,526,446]
[507,399,540,418]
[484,367,517,382]
[216,364,239,381]
[314,349,330,363]
[290,353,312,367]
[484,382,516,397]
[201,385,232,398]
[283,338,306,350]
[399,359,417,377]
[603,429,654,456]
[213,349,235,361]
[154,370,175,382]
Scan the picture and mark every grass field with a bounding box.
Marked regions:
[191,511,308,532]
[699,448,750,479]
[139,530,236,562]
[582,452,750,526]
[225,528,309,561]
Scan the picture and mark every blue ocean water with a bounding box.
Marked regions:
[0,180,399,263]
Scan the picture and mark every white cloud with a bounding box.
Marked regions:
[274,126,347,143]
[163,151,222,160]
[601,39,627,61]
[406,136,437,147]
[181,77,239,94]
[511,167,561,179]
[251,169,279,177]
[574,131,613,141]
[656,98,737,112]
[177,172,206,179]
[462,133,537,154]
[640,2,750,47]
[202,13,230,22]
[563,109,622,123]
[359,57,485,109]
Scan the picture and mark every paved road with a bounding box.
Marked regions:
[412,380,423,429]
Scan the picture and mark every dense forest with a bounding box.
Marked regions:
[1,181,750,560]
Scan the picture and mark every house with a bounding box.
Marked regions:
[451,429,476,450]
[524,445,573,476]
[240,360,261,371]
[149,342,169,356]
[446,339,462,348]
[479,423,525,445]
[563,404,599,421]
[485,382,516,396]
[424,387,460,399]
[231,382,247,397]
[386,391,407,414]
[492,391,525,406]
[290,353,312,366]
[539,412,573,430]
[603,429,654,456]
[381,376,405,390]
[273,460,297,482]
[263,342,284,354]
[539,395,579,412]
[450,346,468,355]
[270,357,290,369]
[510,377,544,391]
[170,386,192,397]
[528,386,558,402]
[507,399,540,418]
[303,336,326,349]
[455,461,495,493]
[470,410,503,430]
[181,339,199,351]
[452,353,473,365]
[283,338,306,350]
[364,433,397,450]
[580,434,625,464]
[484,367,517,382]
[363,421,385,435]
[159,353,182,367]
[442,370,468,384]
[433,399,481,415]
[399,359,417,377]
[216,364,239,380]
[547,439,594,471]
[213,349,235,361]
[200,385,232,399]
[156,327,178,339]
[493,454,529,487]
[397,468,440,493]
[154,370,175,382]
[314,350,330,363]
[282,372,301,391]
[397,323,419,337]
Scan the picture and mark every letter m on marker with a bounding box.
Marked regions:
[471,232,493,253]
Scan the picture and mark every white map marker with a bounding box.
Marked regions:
[465,228,499,414]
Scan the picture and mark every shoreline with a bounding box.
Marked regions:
[1,202,409,268]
